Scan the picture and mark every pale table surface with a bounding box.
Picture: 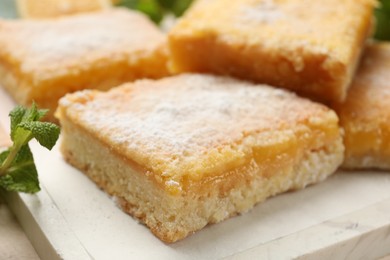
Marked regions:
[0,124,38,259]
[0,1,41,257]
[0,196,40,260]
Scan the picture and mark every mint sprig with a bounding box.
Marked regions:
[0,104,60,193]
[375,0,390,41]
[117,0,193,23]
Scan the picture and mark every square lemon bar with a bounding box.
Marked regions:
[333,43,390,169]
[169,0,376,103]
[0,8,168,121]
[57,74,344,242]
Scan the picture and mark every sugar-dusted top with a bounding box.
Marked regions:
[172,0,376,65]
[59,74,339,191]
[0,8,165,80]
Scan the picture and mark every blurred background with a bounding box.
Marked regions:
[0,0,389,41]
[119,0,390,41]
[375,0,390,40]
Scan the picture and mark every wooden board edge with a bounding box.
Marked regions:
[227,196,390,259]
[1,188,92,260]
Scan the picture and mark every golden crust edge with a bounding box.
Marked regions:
[57,100,344,243]
[0,42,170,122]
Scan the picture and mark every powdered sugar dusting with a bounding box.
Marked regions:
[3,9,165,76]
[240,0,283,24]
[165,180,181,188]
[64,74,331,179]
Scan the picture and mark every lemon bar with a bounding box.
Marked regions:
[56,74,344,242]
[17,0,111,18]
[333,43,390,169]
[169,0,376,103]
[0,8,168,121]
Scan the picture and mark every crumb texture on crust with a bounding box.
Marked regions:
[333,43,390,169]
[57,74,343,242]
[168,0,376,102]
[59,106,343,243]
[0,8,169,121]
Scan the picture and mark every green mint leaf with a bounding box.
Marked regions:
[36,108,49,121]
[0,145,40,193]
[117,0,138,9]
[19,121,60,150]
[0,149,8,164]
[157,0,175,9]
[118,0,163,23]
[136,0,164,23]
[25,102,47,122]
[117,0,193,23]
[171,0,193,17]
[12,127,33,147]
[9,106,27,142]
[1,104,59,194]
[9,103,49,145]
[375,0,390,41]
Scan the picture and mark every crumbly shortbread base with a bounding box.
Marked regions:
[59,110,343,243]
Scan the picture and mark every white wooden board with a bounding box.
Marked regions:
[2,86,390,259]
